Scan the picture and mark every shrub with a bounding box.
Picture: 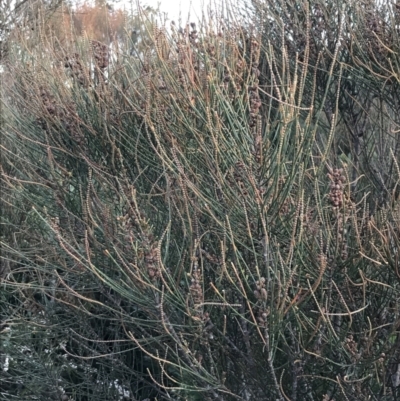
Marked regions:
[1,1,399,400]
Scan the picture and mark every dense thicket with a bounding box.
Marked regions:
[1,1,399,400]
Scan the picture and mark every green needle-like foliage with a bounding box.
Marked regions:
[1,1,399,400]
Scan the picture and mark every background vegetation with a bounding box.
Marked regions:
[1,0,399,400]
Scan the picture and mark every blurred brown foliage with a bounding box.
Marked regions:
[43,2,127,44]
[71,2,127,43]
